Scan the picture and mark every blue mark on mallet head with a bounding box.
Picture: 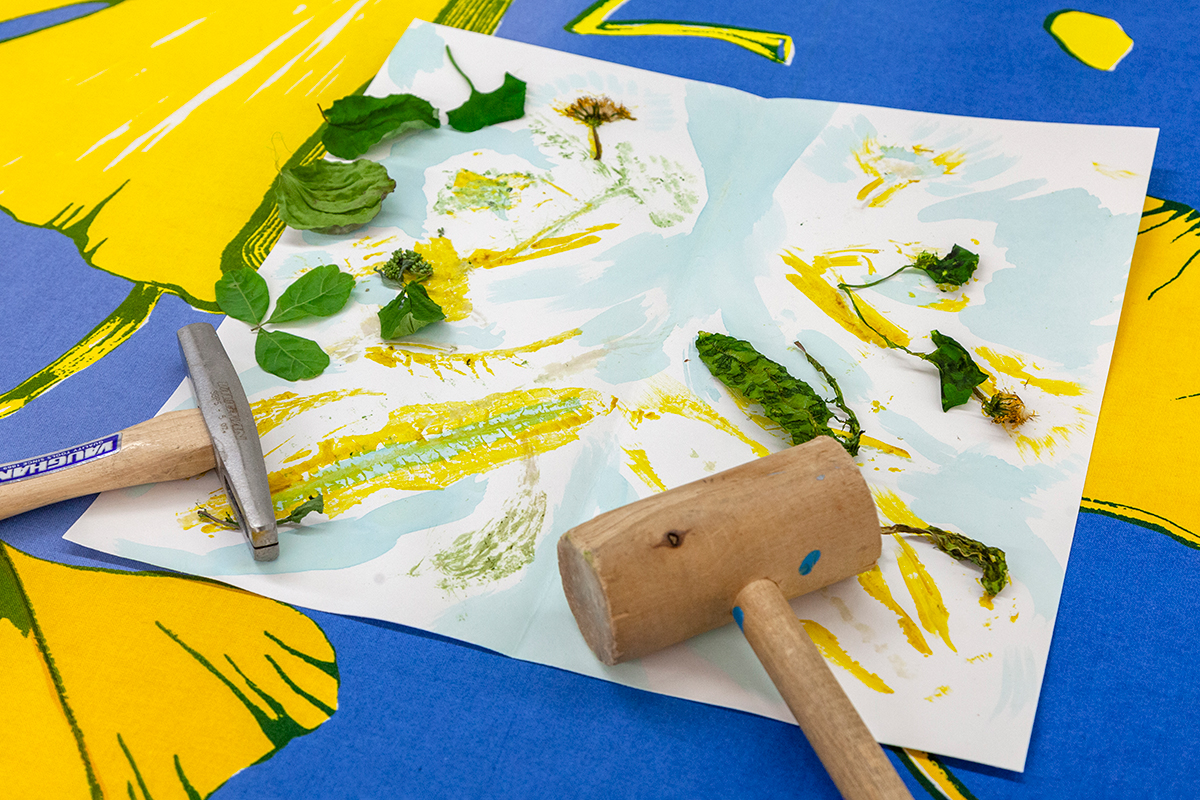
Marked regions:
[799,549,821,576]
[732,606,745,630]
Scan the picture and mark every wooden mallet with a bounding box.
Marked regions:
[558,436,913,799]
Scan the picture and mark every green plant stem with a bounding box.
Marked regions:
[445,46,476,93]
[838,265,912,291]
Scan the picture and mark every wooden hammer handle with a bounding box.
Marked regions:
[736,578,913,800]
[0,409,216,521]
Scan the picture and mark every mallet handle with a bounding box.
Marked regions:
[0,409,216,520]
[736,578,913,800]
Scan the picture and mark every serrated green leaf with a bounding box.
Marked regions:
[696,332,860,455]
[277,492,325,526]
[913,244,979,288]
[255,329,330,381]
[321,94,440,159]
[920,330,989,411]
[267,264,355,324]
[444,47,525,133]
[214,268,269,326]
[274,158,396,235]
[378,283,445,339]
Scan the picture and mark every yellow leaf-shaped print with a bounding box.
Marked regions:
[0,543,337,799]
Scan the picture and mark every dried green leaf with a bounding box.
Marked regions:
[274,158,396,235]
[884,524,1009,596]
[321,94,440,159]
[378,283,445,339]
[255,329,330,381]
[920,330,989,411]
[795,341,862,455]
[214,268,269,326]
[444,47,526,133]
[277,492,325,526]
[912,244,978,289]
[267,264,355,324]
[696,332,860,455]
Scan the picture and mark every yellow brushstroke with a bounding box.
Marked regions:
[920,295,969,312]
[901,750,975,800]
[799,619,893,694]
[924,685,951,702]
[893,534,956,653]
[412,236,474,322]
[249,388,382,436]
[973,347,1085,397]
[1045,10,1134,71]
[188,387,607,522]
[470,222,619,269]
[628,376,770,457]
[622,448,666,492]
[966,652,992,663]
[871,487,928,528]
[1093,162,1138,179]
[781,249,911,349]
[979,594,994,610]
[364,328,582,378]
[852,137,966,207]
[857,566,932,655]
[565,0,794,64]
[1014,423,1082,460]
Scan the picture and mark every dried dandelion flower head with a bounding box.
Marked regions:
[982,390,1034,429]
[557,95,635,160]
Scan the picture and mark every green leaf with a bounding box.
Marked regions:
[444,47,526,133]
[884,524,1008,597]
[267,264,355,324]
[321,94,440,159]
[378,283,445,339]
[214,268,269,326]
[920,330,989,411]
[912,244,979,289]
[696,332,861,454]
[277,492,325,526]
[255,329,330,381]
[274,158,396,235]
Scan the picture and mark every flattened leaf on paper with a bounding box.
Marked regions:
[255,330,330,381]
[921,330,989,411]
[0,543,337,799]
[214,268,269,326]
[267,264,356,324]
[322,93,440,159]
[445,47,526,133]
[273,159,396,235]
[378,282,446,339]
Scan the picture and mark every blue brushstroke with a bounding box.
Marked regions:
[0,2,108,43]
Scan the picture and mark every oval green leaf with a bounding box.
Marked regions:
[267,264,355,324]
[255,329,330,381]
[921,330,989,411]
[214,268,269,326]
[322,93,440,159]
[274,159,396,235]
[378,283,446,339]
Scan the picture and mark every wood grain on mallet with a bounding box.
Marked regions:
[0,409,216,520]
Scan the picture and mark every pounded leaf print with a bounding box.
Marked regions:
[255,330,331,381]
[444,47,526,133]
[267,265,356,324]
[321,93,440,159]
[921,330,989,411]
[274,159,397,235]
[0,543,337,799]
[214,268,269,326]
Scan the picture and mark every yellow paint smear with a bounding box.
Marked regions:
[628,376,770,457]
[622,448,666,492]
[1046,10,1134,71]
[857,566,931,655]
[901,750,975,800]
[187,387,607,523]
[800,619,893,694]
[871,487,928,528]
[1093,162,1138,179]
[414,236,473,322]
[973,347,1085,397]
[893,534,956,653]
[852,137,966,206]
[470,222,619,269]
[920,295,969,312]
[364,328,582,378]
[781,250,911,349]
[250,388,383,436]
[966,652,992,663]
[924,685,951,702]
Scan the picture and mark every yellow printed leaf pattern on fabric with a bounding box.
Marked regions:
[0,543,337,799]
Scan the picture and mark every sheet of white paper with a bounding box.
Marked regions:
[66,21,1157,771]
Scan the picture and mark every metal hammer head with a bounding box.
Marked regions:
[557,436,880,664]
[177,323,278,561]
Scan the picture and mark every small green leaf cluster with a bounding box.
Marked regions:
[377,248,433,282]
[215,265,355,381]
[884,523,1008,597]
[275,46,527,236]
[695,332,861,455]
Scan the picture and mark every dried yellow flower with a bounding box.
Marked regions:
[557,95,635,160]
[981,390,1034,429]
